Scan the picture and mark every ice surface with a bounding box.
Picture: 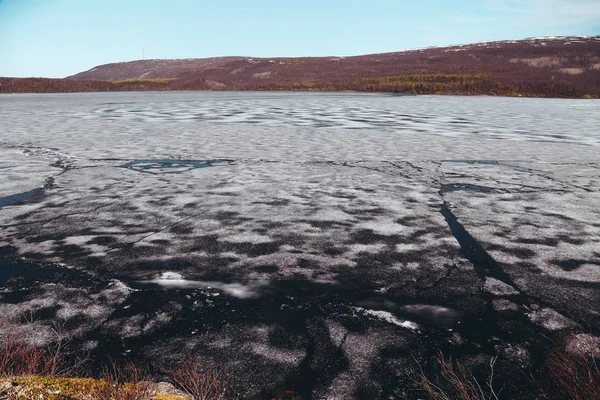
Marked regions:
[0,92,599,399]
[0,148,61,197]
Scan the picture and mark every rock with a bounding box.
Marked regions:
[483,278,519,296]
[151,381,190,399]
[492,299,519,312]
[0,381,15,394]
[499,343,531,368]
[528,308,578,331]
[565,334,600,357]
[449,332,464,346]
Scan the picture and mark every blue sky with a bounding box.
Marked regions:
[1,0,599,78]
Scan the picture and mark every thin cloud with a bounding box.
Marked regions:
[485,0,600,29]
[445,15,498,24]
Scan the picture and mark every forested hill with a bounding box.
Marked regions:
[2,36,599,98]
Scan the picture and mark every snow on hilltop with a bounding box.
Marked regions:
[67,35,600,81]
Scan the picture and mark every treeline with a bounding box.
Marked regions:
[1,74,598,98]
[0,78,179,93]
[240,74,498,94]
[234,73,598,98]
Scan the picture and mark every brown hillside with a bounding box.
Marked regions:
[2,36,599,97]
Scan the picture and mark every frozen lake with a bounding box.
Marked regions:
[1,92,599,398]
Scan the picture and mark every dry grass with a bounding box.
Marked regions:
[536,351,600,399]
[408,353,501,400]
[92,359,156,400]
[0,325,67,378]
[2,377,103,400]
[108,78,179,84]
[0,322,155,399]
[412,349,600,400]
[164,356,228,400]
[2,385,48,400]
[0,323,206,399]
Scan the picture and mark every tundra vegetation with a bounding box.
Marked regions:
[2,324,599,399]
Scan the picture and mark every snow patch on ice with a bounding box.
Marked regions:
[147,272,268,299]
[353,307,419,330]
[221,232,273,244]
[348,243,387,254]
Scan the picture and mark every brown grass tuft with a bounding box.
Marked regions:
[92,359,156,400]
[164,356,228,400]
[412,353,500,400]
[0,326,67,378]
[538,350,600,399]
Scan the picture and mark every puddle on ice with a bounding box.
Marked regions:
[398,304,461,327]
[0,188,42,208]
[440,183,500,194]
[0,257,76,286]
[122,159,225,174]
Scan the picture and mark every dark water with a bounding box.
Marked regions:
[0,188,42,208]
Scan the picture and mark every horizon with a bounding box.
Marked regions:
[1,0,600,78]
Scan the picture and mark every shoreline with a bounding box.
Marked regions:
[0,88,598,99]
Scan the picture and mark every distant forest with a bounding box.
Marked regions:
[241,73,593,98]
[1,73,596,98]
